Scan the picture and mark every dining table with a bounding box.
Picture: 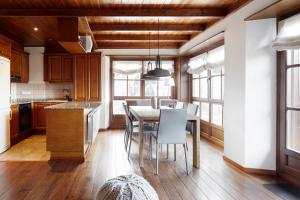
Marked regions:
[129,106,201,168]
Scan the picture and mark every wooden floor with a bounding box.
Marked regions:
[0,135,50,161]
[0,130,282,200]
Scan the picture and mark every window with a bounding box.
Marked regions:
[111,59,176,119]
[286,49,300,153]
[113,61,142,97]
[114,72,141,97]
[189,45,224,128]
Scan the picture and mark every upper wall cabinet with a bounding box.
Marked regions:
[11,49,29,83]
[44,54,73,83]
[74,53,101,101]
[0,36,11,59]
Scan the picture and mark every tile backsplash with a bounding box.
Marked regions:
[11,82,73,100]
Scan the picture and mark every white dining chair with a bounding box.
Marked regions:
[151,109,189,175]
[175,101,184,109]
[123,103,157,159]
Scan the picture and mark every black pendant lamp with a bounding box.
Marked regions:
[145,18,171,78]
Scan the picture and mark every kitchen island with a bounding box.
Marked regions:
[45,101,101,161]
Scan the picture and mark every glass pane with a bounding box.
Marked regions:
[200,102,209,121]
[212,104,223,126]
[211,76,222,100]
[145,80,158,96]
[200,70,208,78]
[211,68,222,76]
[128,80,140,96]
[114,80,127,96]
[200,78,208,99]
[287,67,300,108]
[114,73,127,79]
[192,74,200,78]
[222,76,225,100]
[192,79,199,98]
[286,110,300,153]
[287,49,300,65]
[192,101,200,116]
[113,100,126,115]
[158,80,171,97]
[128,73,141,80]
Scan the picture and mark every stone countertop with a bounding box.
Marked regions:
[11,99,69,105]
[44,101,102,110]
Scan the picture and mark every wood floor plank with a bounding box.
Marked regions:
[0,130,283,200]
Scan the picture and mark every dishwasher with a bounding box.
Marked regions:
[87,108,100,144]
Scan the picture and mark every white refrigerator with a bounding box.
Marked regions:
[0,56,10,153]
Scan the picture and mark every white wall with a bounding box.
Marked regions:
[24,47,45,84]
[179,0,278,170]
[223,17,247,166]
[244,19,277,170]
[99,54,110,129]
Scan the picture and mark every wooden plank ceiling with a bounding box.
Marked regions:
[0,0,251,49]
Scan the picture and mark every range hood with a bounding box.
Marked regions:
[79,35,93,53]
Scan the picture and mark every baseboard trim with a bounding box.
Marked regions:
[99,128,109,132]
[223,156,276,175]
[201,134,224,148]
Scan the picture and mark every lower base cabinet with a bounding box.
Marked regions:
[33,102,61,131]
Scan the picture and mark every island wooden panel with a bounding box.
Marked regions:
[46,109,89,161]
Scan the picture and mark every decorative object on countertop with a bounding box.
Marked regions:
[62,88,72,101]
[96,174,159,200]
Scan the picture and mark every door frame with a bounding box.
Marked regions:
[277,49,300,187]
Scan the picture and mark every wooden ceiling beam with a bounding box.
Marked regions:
[97,41,181,49]
[94,34,190,41]
[0,8,227,17]
[90,23,205,31]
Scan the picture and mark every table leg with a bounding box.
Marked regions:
[192,119,200,168]
[139,119,144,167]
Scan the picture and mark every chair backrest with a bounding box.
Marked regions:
[175,101,184,109]
[122,103,132,131]
[160,99,177,108]
[187,103,198,115]
[136,99,151,106]
[157,109,187,144]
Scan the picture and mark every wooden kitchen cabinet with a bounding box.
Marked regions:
[33,102,61,130]
[11,50,22,77]
[45,54,73,83]
[48,56,62,82]
[74,53,101,101]
[62,56,73,82]
[74,54,87,101]
[21,52,29,82]
[11,50,29,83]
[0,36,11,59]
[10,104,19,143]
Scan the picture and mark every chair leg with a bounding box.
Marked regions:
[156,142,159,175]
[149,135,152,160]
[186,141,189,151]
[183,144,189,175]
[124,129,128,150]
[167,144,169,159]
[127,130,133,159]
[174,144,176,161]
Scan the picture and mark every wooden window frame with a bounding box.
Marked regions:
[109,56,177,128]
[192,69,224,130]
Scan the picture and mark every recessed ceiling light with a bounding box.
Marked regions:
[33,27,38,31]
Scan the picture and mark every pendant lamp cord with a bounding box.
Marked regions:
[157,18,160,68]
